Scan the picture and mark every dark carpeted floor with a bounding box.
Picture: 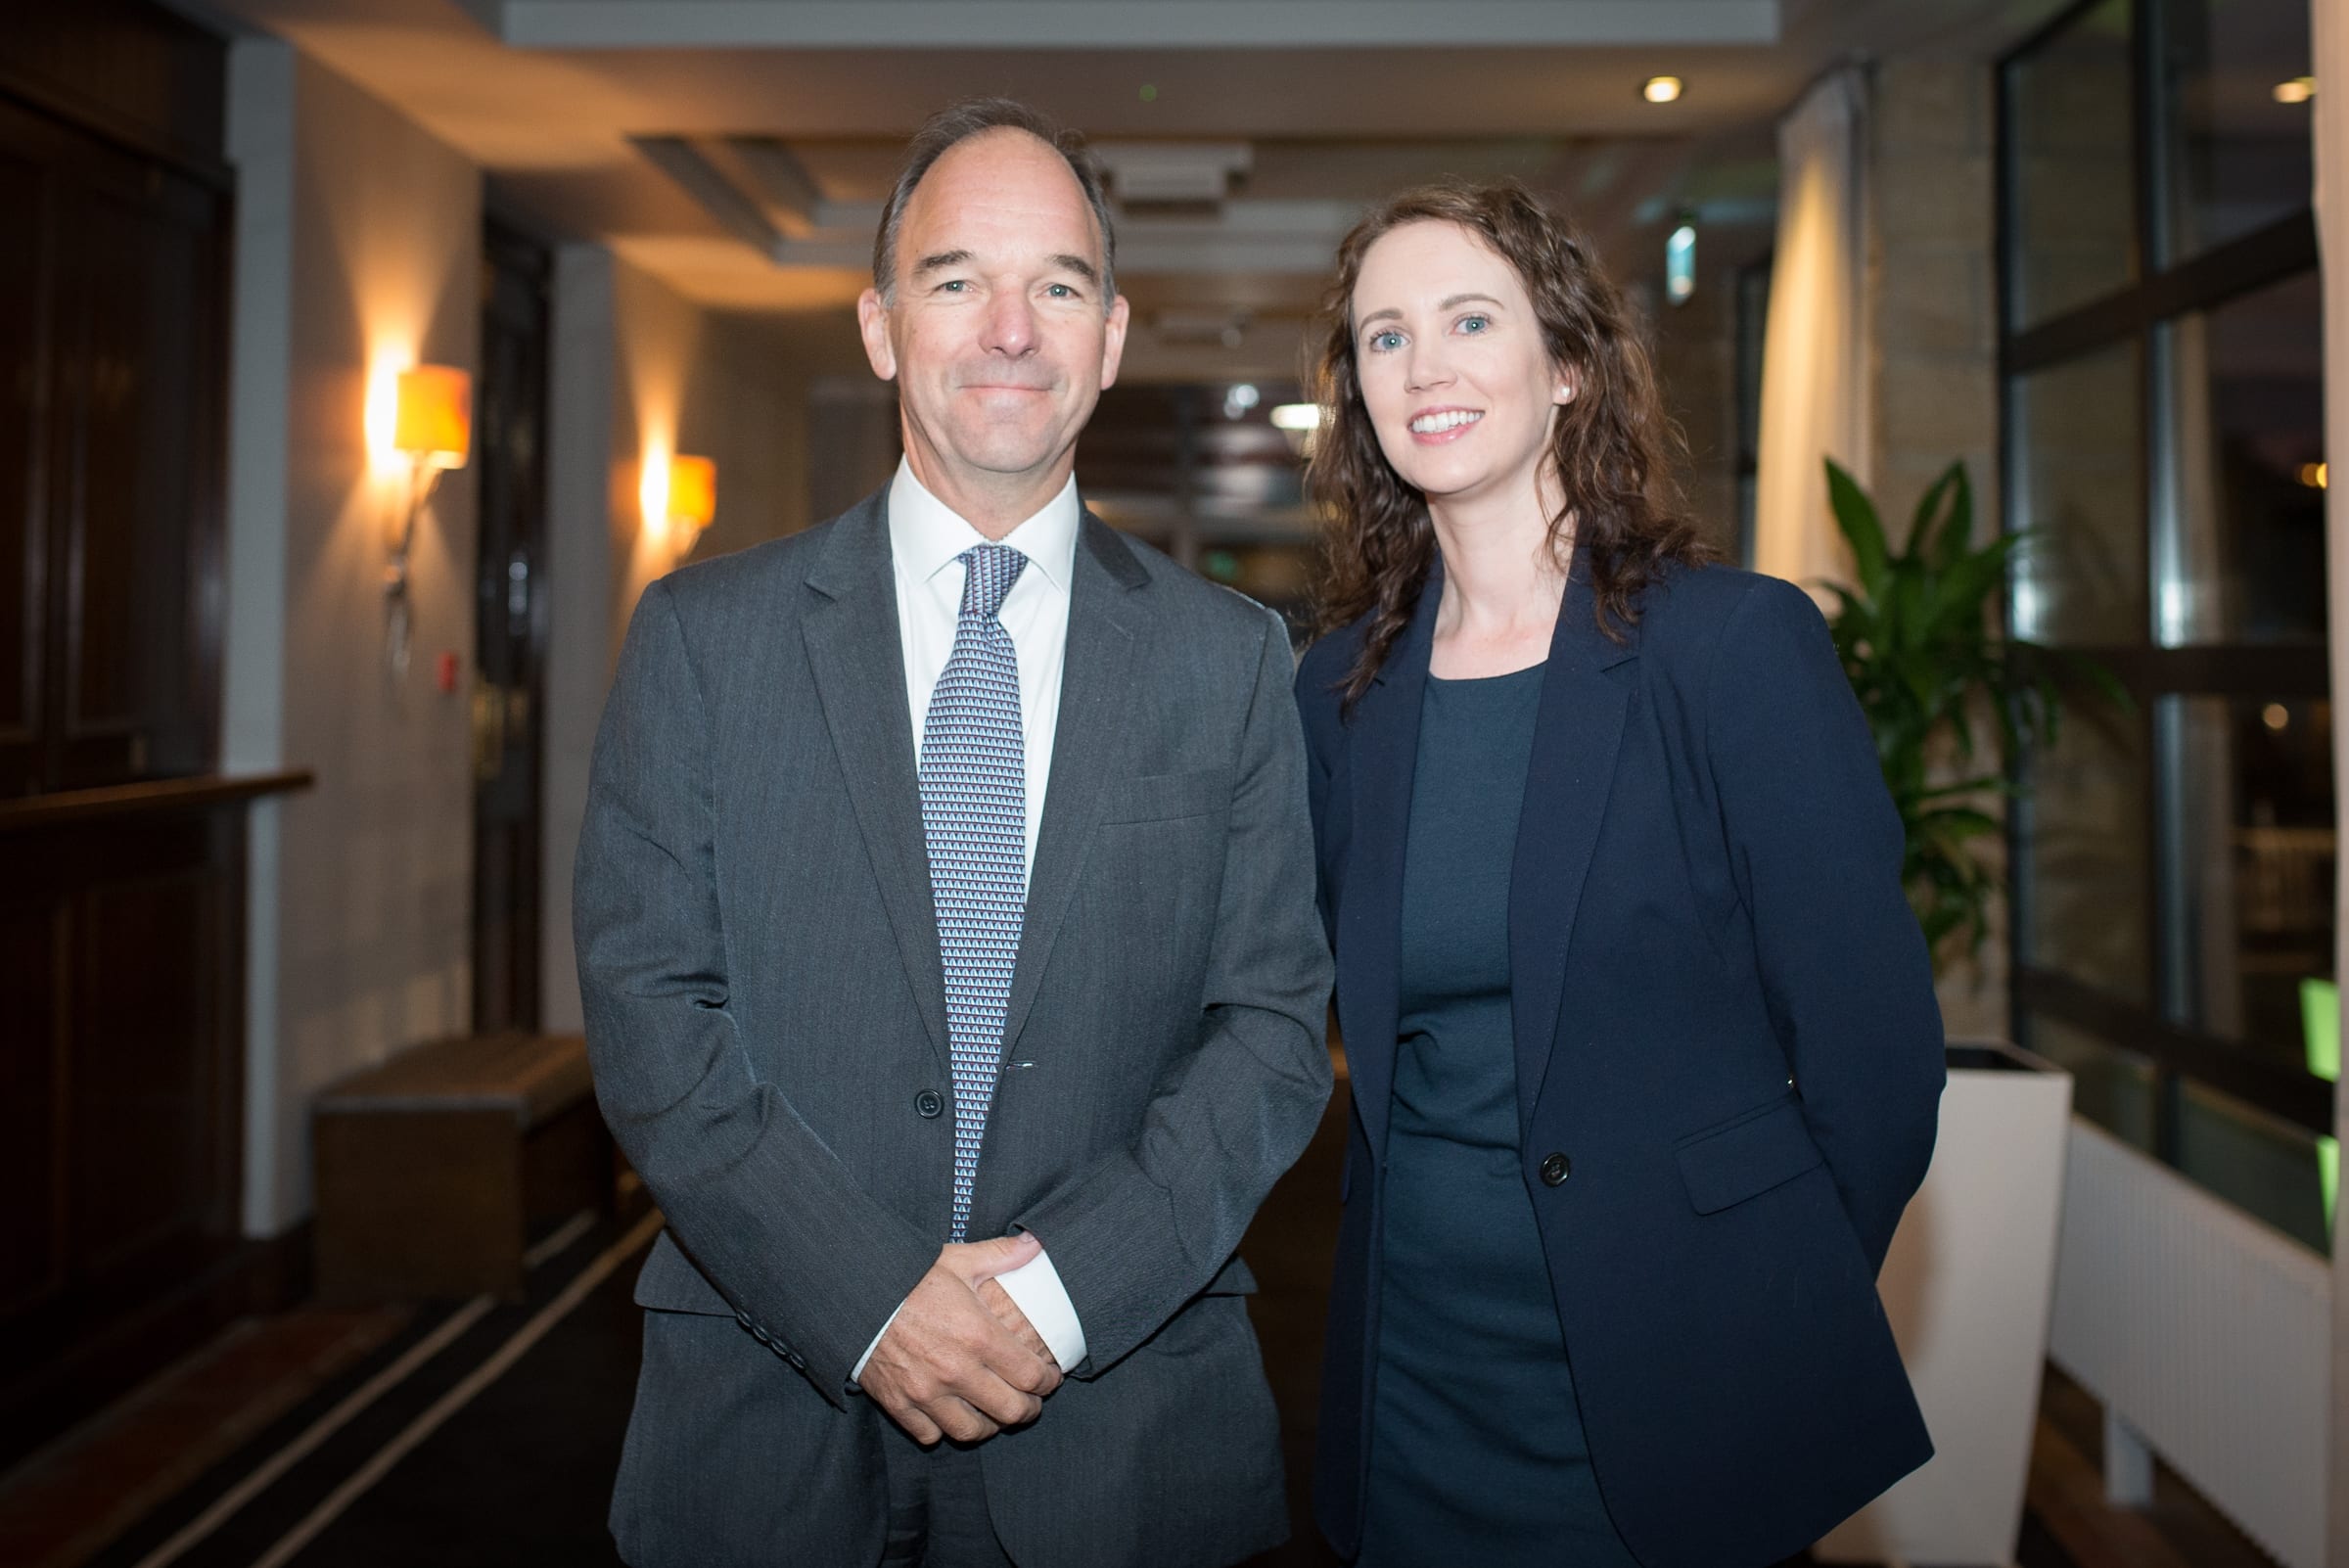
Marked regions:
[62,1074,2086,1568]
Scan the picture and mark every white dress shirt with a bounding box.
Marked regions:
[851,458,1088,1383]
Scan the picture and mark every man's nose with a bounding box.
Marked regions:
[981,291,1038,356]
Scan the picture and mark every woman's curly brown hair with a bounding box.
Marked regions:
[1306,179,1710,705]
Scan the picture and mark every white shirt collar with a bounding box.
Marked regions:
[887,458,1082,591]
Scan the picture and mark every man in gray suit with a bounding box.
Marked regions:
[574,98,1334,1568]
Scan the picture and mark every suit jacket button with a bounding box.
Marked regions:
[1539,1152,1571,1186]
[914,1089,944,1119]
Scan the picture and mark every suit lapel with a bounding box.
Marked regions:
[999,512,1146,1055]
[1508,571,1636,1135]
[1333,567,1441,1163]
[801,496,950,1072]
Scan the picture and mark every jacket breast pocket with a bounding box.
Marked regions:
[1101,767,1228,824]
[1674,1092,1825,1215]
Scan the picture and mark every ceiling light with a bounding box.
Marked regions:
[1643,76,1683,104]
[2275,76,2317,105]
[1269,404,1325,431]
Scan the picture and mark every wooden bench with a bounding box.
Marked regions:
[312,1033,613,1303]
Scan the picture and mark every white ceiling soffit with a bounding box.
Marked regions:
[463,0,1781,50]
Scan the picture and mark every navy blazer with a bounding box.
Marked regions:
[1297,559,1945,1568]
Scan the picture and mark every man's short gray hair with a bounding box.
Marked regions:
[872,98,1118,309]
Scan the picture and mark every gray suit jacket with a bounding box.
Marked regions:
[574,489,1334,1568]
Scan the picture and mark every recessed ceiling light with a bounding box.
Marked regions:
[2275,76,2317,105]
[1269,403,1326,432]
[1643,75,1684,105]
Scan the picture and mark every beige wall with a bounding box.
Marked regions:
[1866,58,2007,1038]
[257,53,484,1228]
[1650,260,1747,560]
[538,265,840,1034]
[222,42,849,1184]
[1867,58,2000,534]
[1649,59,2011,1037]
[604,260,822,649]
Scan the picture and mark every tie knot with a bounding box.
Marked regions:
[958,544,1026,623]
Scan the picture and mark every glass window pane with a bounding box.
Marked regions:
[2154,270,2325,644]
[2007,0,2138,329]
[2025,706,2153,1004]
[2158,0,2314,264]
[2024,1012,2158,1152]
[2177,1079,2332,1254]
[2010,339,2146,643]
[2170,694,2335,1063]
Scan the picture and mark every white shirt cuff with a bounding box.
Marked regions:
[993,1245,1087,1372]
[850,1301,905,1386]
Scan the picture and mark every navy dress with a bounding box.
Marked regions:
[1359,664,1640,1567]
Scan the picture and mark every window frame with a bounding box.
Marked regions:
[1997,0,2329,1154]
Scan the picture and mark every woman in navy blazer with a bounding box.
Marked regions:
[1295,181,1946,1567]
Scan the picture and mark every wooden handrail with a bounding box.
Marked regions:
[0,768,315,831]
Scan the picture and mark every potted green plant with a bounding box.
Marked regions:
[1809,457,2114,1568]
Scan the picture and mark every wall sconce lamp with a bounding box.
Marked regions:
[665,455,717,557]
[386,364,472,679]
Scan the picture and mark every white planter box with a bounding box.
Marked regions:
[1814,1040,2074,1568]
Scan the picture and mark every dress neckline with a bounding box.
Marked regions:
[1426,660,1548,688]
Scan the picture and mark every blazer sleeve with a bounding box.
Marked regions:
[574,578,937,1405]
[1011,608,1337,1371]
[1706,576,1945,1274]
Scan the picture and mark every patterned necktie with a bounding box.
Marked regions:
[918,543,1029,1242]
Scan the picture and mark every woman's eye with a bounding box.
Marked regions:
[1369,330,1404,351]
[1458,314,1490,334]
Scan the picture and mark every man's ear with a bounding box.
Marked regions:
[857,288,898,382]
[1098,294,1131,391]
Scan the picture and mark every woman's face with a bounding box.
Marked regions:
[1349,219,1569,514]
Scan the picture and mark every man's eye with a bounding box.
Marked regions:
[939,279,968,294]
[1045,283,1076,299]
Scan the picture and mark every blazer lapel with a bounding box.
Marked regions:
[1333,566,1442,1163]
[998,512,1146,1056]
[1508,571,1636,1135]
[801,495,950,1072]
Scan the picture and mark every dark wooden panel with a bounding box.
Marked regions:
[57,170,220,782]
[0,767,310,830]
[0,0,229,183]
[0,807,245,1446]
[0,899,65,1318]
[0,140,48,790]
[71,862,223,1275]
[473,223,553,1032]
[0,64,229,799]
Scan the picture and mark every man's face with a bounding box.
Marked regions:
[858,129,1128,507]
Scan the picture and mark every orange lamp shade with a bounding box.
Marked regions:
[668,455,717,531]
[393,365,473,470]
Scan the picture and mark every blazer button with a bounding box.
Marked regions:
[1539,1152,1572,1186]
[914,1089,944,1119]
